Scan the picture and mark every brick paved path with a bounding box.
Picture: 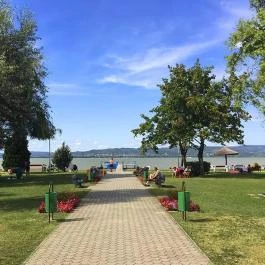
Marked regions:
[24,173,212,265]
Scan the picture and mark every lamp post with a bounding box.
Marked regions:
[48,138,51,173]
[48,128,62,173]
[177,145,180,167]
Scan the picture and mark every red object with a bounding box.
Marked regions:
[38,193,81,213]
[159,197,200,212]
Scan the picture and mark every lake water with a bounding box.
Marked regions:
[1,156,265,170]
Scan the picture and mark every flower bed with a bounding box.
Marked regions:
[159,196,200,211]
[38,192,81,213]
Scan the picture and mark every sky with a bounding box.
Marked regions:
[9,0,265,151]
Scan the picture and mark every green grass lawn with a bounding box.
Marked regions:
[0,171,90,265]
[150,172,265,265]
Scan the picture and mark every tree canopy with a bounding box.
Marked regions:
[0,0,55,148]
[132,61,249,174]
[227,1,265,113]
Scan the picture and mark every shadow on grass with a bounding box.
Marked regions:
[159,184,176,188]
[0,172,88,188]
[189,217,218,222]
[200,172,265,179]
[0,190,89,212]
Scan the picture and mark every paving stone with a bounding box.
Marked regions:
[23,173,212,265]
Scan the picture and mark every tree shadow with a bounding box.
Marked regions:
[0,172,88,188]
[202,172,265,179]
[189,217,218,222]
[0,189,89,212]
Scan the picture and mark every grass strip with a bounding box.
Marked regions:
[0,171,89,265]
[149,172,265,265]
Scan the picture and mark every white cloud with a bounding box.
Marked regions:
[98,39,222,89]
[217,1,253,35]
[96,1,252,90]
[47,82,91,96]
[220,1,253,18]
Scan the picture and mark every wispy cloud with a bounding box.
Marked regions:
[98,39,222,88]
[97,1,252,90]
[105,39,220,74]
[47,82,91,96]
[217,1,253,34]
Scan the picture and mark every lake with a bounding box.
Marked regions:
[1,156,265,170]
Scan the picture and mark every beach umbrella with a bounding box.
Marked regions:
[214,146,239,165]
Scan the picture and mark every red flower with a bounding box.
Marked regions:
[189,200,200,212]
[38,192,81,213]
[159,197,200,212]
[159,197,178,210]
[38,201,46,213]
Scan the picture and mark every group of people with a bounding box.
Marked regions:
[170,166,192,178]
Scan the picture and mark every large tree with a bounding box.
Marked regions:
[0,0,55,149]
[227,1,265,114]
[132,61,249,175]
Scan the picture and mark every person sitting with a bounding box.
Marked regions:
[72,174,83,187]
[176,167,184,177]
[72,164,78,172]
[170,167,177,178]
[145,167,165,186]
[183,165,192,177]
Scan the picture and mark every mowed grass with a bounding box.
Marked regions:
[0,171,89,265]
[150,172,265,265]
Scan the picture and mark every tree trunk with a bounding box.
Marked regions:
[197,138,205,175]
[179,141,188,167]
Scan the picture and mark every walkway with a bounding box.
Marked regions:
[24,173,212,265]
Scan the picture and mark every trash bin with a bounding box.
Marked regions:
[178,191,190,212]
[45,192,57,213]
[143,168,149,182]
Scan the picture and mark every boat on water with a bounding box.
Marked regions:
[103,161,119,169]
[102,161,137,170]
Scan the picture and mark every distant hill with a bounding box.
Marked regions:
[0,145,264,158]
[70,146,265,158]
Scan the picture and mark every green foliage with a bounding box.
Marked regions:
[251,162,261,171]
[52,142,73,171]
[250,0,265,11]
[227,4,265,114]
[2,132,30,170]
[150,175,265,265]
[0,0,55,148]
[0,172,88,265]
[132,60,249,175]
[186,161,211,176]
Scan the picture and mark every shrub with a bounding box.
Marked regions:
[52,142,73,171]
[186,161,211,176]
[251,162,261,171]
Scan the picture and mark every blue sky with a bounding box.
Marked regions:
[10,0,265,151]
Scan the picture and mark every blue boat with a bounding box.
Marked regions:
[103,161,119,169]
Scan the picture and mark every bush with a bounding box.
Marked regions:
[251,163,261,171]
[186,161,211,176]
[52,142,73,171]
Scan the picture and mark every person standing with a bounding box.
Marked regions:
[109,158,114,172]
